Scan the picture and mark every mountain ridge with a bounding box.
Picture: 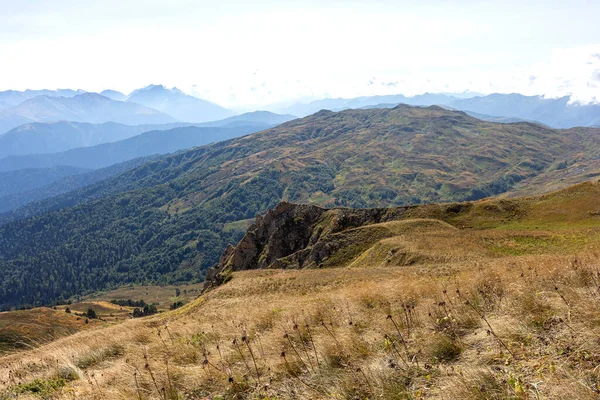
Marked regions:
[0,156,159,217]
[0,89,84,109]
[0,166,90,198]
[274,93,600,128]
[0,111,295,158]
[0,124,264,171]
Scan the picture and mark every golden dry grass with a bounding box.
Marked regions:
[0,284,204,359]
[0,308,95,356]
[2,246,600,398]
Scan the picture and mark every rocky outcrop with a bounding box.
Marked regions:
[203,201,409,290]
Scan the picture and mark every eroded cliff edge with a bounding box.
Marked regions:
[203,201,411,290]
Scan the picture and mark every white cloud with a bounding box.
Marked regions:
[464,45,600,104]
[192,45,600,109]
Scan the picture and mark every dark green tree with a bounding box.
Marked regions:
[86,308,97,319]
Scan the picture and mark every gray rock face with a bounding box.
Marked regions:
[204,201,409,290]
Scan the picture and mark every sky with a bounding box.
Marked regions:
[0,0,599,110]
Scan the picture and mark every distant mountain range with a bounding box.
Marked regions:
[0,111,294,158]
[0,86,299,136]
[4,87,598,133]
[0,89,84,109]
[450,94,600,128]
[274,93,600,128]
[0,93,176,133]
[0,121,161,158]
[3,87,599,131]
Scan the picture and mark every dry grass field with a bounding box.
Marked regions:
[0,182,599,399]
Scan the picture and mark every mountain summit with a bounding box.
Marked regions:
[127,84,233,122]
[99,90,126,101]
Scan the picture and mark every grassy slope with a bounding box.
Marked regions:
[0,308,98,355]
[1,182,600,399]
[0,284,205,356]
[189,106,599,207]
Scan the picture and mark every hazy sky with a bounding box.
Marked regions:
[1,0,599,109]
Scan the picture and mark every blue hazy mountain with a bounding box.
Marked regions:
[0,121,161,157]
[0,89,84,109]
[0,124,264,171]
[127,84,233,123]
[0,111,295,158]
[100,90,127,101]
[449,94,600,128]
[197,110,296,127]
[0,156,158,217]
[0,166,90,198]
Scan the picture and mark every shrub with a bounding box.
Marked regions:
[170,301,185,310]
[428,335,462,362]
[133,304,158,318]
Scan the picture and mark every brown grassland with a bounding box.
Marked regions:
[0,308,95,356]
[0,181,599,399]
[0,285,205,358]
[80,283,205,312]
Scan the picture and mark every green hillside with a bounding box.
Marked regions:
[0,105,598,308]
